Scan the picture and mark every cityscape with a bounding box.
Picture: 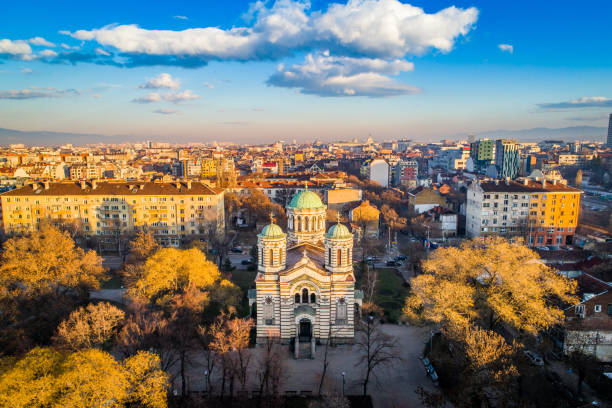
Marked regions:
[0,1,611,407]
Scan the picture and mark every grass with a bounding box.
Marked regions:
[228,270,257,318]
[101,273,124,289]
[358,267,410,323]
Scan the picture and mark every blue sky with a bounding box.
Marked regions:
[0,0,611,143]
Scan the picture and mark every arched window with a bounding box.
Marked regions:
[260,247,264,266]
[337,249,342,266]
[295,293,300,303]
[346,249,350,265]
[328,248,332,265]
[310,293,316,303]
[302,288,309,303]
[264,297,274,325]
[269,248,274,266]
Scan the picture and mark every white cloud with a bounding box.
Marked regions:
[267,52,418,97]
[29,37,55,47]
[67,0,478,61]
[203,82,215,89]
[131,92,162,103]
[163,89,200,103]
[0,39,32,56]
[538,96,612,109]
[173,15,188,20]
[95,48,111,56]
[60,43,79,50]
[498,43,513,54]
[21,68,33,74]
[154,108,178,114]
[0,88,78,99]
[39,49,58,57]
[140,73,181,90]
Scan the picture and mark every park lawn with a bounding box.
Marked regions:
[360,267,410,323]
[101,273,124,289]
[228,270,257,318]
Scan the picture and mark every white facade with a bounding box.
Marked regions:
[365,159,389,187]
[466,180,531,238]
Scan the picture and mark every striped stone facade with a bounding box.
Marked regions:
[251,192,361,353]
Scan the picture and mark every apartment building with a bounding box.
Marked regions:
[0,180,225,247]
[360,158,389,187]
[466,178,582,246]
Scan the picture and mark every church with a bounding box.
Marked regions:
[248,188,362,358]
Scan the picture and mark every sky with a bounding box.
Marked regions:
[0,0,611,143]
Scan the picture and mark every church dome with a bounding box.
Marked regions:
[259,223,285,239]
[288,190,324,210]
[326,223,352,239]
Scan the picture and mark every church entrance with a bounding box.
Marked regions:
[299,318,312,342]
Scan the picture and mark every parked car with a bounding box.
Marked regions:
[396,255,408,261]
[231,247,243,253]
[524,350,544,366]
[241,259,252,265]
[386,261,398,267]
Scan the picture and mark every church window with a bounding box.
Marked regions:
[346,249,350,265]
[295,293,300,303]
[264,297,274,325]
[260,247,263,266]
[337,249,342,266]
[310,293,316,303]
[328,248,331,265]
[336,298,347,325]
[302,288,309,303]
[269,248,274,266]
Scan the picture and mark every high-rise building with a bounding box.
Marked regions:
[607,113,612,148]
[495,139,520,179]
[470,139,495,171]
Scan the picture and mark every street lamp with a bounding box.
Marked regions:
[204,370,209,394]
[341,371,346,397]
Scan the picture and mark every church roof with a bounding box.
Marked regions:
[285,243,325,270]
[326,223,352,239]
[287,189,324,210]
[258,223,285,239]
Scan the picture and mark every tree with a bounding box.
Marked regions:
[0,224,106,298]
[128,247,220,305]
[355,315,400,396]
[208,313,254,398]
[256,330,285,401]
[0,347,168,408]
[127,231,160,263]
[0,224,106,352]
[54,302,125,350]
[224,192,242,230]
[403,237,577,334]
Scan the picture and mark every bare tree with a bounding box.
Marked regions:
[256,330,285,402]
[355,315,400,396]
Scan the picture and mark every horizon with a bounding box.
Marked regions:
[1,0,611,143]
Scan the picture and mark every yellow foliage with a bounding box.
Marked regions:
[55,302,125,350]
[123,352,169,408]
[0,347,168,408]
[403,237,577,334]
[0,224,106,296]
[130,247,221,304]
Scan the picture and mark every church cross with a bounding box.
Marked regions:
[269,211,275,224]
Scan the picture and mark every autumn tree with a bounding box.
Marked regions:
[54,302,125,350]
[224,192,242,230]
[122,231,160,288]
[0,224,106,352]
[403,237,577,334]
[208,313,254,398]
[128,247,220,306]
[241,188,286,228]
[0,347,168,408]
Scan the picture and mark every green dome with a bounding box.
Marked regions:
[326,223,352,239]
[259,223,285,239]
[288,190,324,210]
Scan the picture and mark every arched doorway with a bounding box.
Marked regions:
[299,318,312,342]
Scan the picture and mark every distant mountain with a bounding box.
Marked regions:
[0,128,129,146]
[469,126,607,142]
